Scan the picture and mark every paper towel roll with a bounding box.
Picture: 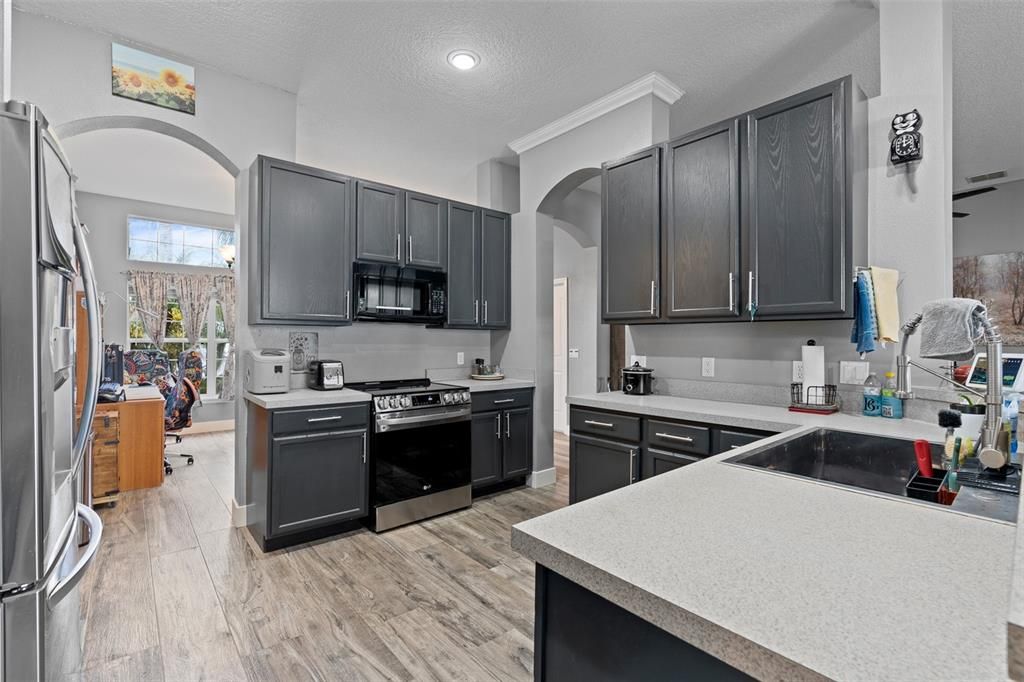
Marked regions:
[802,345,826,404]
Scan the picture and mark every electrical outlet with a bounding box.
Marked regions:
[792,361,805,382]
[701,357,715,378]
[456,352,464,366]
[568,348,580,360]
[840,361,870,385]
[630,355,647,367]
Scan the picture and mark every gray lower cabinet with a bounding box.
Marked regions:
[602,146,661,321]
[664,120,741,319]
[447,201,481,327]
[249,156,354,325]
[642,447,701,479]
[502,407,532,478]
[570,434,638,504]
[471,391,533,490]
[471,411,502,487]
[744,76,859,318]
[480,209,511,329]
[405,191,447,270]
[355,179,404,265]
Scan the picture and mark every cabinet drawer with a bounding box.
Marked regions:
[570,408,641,442]
[716,429,767,454]
[92,444,119,497]
[272,404,368,435]
[472,389,533,412]
[642,447,701,479]
[645,419,710,455]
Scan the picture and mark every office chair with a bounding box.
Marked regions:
[123,349,174,393]
[163,349,204,473]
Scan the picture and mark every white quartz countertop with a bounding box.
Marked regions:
[514,394,1018,680]
[243,388,371,409]
[441,378,535,393]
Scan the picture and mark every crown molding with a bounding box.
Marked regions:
[508,72,684,154]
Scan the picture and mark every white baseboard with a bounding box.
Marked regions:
[184,419,235,434]
[231,499,253,527]
[528,467,557,488]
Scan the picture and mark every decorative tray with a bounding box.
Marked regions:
[470,374,506,381]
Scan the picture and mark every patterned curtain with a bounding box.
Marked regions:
[215,273,238,400]
[173,273,214,348]
[129,270,172,346]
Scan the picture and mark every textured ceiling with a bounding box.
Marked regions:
[14,0,1019,200]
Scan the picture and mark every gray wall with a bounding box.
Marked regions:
[75,190,236,421]
[953,180,1024,258]
[553,227,605,398]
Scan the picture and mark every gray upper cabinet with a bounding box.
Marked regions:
[480,209,511,329]
[664,120,741,319]
[355,180,403,265]
[250,156,353,325]
[744,77,856,318]
[447,201,481,327]
[602,146,661,321]
[405,191,447,270]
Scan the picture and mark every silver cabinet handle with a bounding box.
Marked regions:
[345,289,351,319]
[584,419,614,428]
[656,432,693,443]
[629,448,637,483]
[650,280,656,316]
[728,272,735,313]
[307,415,343,423]
[396,232,402,262]
[407,234,413,262]
[483,300,488,325]
[493,398,515,405]
[729,445,742,450]
[505,413,510,438]
[474,300,479,324]
[362,432,367,464]
[747,271,755,312]
[495,413,502,440]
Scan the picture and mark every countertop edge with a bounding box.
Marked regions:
[243,389,372,409]
[566,395,801,433]
[509,526,826,682]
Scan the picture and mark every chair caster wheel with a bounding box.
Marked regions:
[165,465,173,475]
[186,456,195,465]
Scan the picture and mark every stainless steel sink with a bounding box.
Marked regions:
[726,428,941,497]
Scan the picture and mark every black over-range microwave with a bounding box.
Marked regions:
[352,263,446,324]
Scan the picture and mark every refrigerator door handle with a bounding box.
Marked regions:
[71,218,101,467]
[47,504,102,607]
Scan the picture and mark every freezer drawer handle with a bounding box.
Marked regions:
[49,504,103,606]
[584,419,614,428]
[656,432,693,443]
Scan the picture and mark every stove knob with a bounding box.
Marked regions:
[401,396,412,408]
[461,391,471,403]
[376,397,387,410]
[389,396,399,408]
[442,393,453,405]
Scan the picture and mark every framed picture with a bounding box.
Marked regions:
[289,332,319,373]
[111,43,195,115]
[954,252,1024,346]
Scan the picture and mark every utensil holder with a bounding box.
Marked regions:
[905,469,955,505]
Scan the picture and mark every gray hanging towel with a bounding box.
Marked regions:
[918,298,987,361]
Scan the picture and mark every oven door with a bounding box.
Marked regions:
[372,407,471,507]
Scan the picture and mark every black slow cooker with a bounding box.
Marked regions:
[622,361,654,395]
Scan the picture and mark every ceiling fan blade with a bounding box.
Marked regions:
[953,186,997,201]
[953,211,970,218]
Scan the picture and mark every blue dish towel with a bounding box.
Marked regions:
[851,272,877,356]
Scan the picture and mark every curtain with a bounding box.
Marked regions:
[215,273,238,400]
[129,270,172,347]
[173,272,214,348]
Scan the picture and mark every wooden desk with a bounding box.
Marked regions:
[98,386,165,491]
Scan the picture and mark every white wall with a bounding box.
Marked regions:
[953,180,1024,258]
[553,227,604,397]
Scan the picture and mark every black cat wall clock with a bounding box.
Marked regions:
[890,109,923,165]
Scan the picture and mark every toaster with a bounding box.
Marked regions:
[243,349,289,394]
[309,360,345,390]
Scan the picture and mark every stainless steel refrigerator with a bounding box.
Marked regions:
[0,101,103,680]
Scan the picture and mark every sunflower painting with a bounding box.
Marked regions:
[112,43,195,115]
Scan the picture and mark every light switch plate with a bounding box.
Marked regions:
[701,357,715,378]
[630,355,647,367]
[568,348,580,360]
[792,361,805,383]
[457,352,464,366]
[840,360,870,385]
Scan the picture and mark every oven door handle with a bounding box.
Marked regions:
[376,409,471,433]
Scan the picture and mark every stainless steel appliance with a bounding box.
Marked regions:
[352,263,446,324]
[0,101,103,680]
[622,361,654,395]
[349,379,472,531]
[309,360,345,390]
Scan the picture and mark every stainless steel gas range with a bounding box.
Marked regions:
[348,379,473,531]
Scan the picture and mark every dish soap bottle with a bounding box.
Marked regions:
[862,373,881,417]
[880,371,903,420]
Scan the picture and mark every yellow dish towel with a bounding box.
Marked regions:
[870,266,901,343]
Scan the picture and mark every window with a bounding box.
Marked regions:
[128,216,235,268]
[127,287,230,399]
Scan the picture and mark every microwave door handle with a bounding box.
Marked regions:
[375,305,414,311]
[72,219,101,466]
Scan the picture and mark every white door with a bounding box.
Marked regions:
[553,278,569,434]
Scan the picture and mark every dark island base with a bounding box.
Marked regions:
[533,566,753,681]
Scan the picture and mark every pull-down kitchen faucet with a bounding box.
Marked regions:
[896,308,1008,470]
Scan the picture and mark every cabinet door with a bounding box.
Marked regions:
[447,202,481,327]
[471,411,502,488]
[745,78,849,318]
[259,158,353,324]
[480,209,511,329]
[602,146,661,321]
[569,434,638,504]
[405,191,447,271]
[501,407,532,479]
[716,429,766,454]
[664,121,741,319]
[269,428,367,537]
[642,447,701,480]
[355,180,403,264]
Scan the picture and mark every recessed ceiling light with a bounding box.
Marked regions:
[447,50,480,71]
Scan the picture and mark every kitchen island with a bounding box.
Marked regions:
[512,393,1017,680]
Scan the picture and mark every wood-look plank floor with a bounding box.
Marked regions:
[80,431,569,681]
